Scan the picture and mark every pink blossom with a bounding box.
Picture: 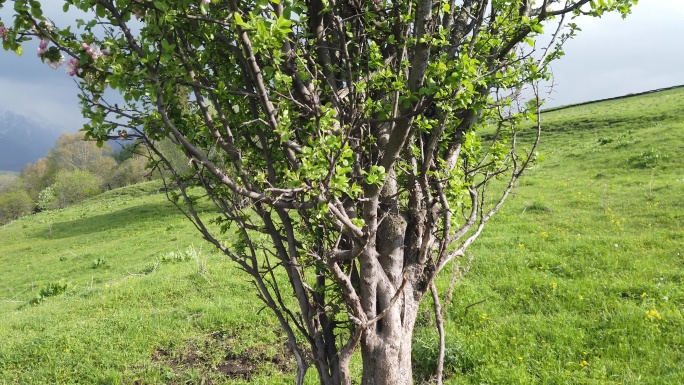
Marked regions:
[65,58,82,76]
[90,48,102,60]
[133,0,150,19]
[203,0,211,3]
[82,42,103,60]
[37,39,49,57]
[46,55,66,69]
[0,26,9,42]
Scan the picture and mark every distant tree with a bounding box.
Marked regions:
[108,155,149,188]
[150,138,193,179]
[52,170,101,208]
[19,158,49,200]
[45,132,114,181]
[1,0,637,383]
[0,188,34,225]
[113,141,141,164]
[0,174,18,193]
[90,155,118,189]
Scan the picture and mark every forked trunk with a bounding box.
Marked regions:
[348,163,423,385]
[360,291,420,385]
[361,304,417,385]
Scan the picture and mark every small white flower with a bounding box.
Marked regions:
[663,296,669,301]
[46,55,66,69]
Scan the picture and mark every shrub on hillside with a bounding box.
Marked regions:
[0,188,34,224]
[52,170,101,208]
[91,156,117,189]
[108,155,149,189]
[36,186,57,212]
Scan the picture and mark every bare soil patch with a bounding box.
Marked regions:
[150,330,293,383]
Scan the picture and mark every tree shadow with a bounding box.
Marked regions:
[37,201,182,239]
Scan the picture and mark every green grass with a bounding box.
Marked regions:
[419,88,684,384]
[1,88,683,384]
[0,182,295,384]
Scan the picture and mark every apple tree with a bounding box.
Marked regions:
[0,0,635,383]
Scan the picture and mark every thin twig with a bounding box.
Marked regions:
[464,299,487,316]
[430,282,445,385]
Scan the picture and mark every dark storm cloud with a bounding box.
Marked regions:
[0,48,84,132]
[0,3,88,131]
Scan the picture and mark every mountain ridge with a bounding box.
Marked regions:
[0,110,63,172]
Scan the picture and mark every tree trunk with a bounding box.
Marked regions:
[359,291,420,385]
[354,163,423,385]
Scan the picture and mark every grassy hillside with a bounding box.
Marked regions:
[428,87,684,384]
[0,182,293,384]
[1,88,683,384]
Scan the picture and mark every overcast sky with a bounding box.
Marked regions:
[1,1,683,134]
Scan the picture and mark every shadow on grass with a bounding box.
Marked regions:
[37,202,181,239]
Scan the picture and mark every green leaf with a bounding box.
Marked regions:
[234,12,247,27]
[153,1,168,12]
[30,1,43,19]
[13,45,23,56]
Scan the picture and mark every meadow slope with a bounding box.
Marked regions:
[1,88,683,384]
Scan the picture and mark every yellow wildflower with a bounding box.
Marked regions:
[645,309,662,321]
